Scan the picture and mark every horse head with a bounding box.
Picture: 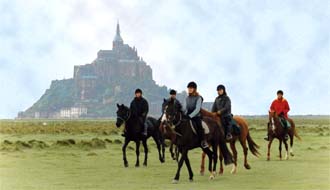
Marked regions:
[161,99,182,141]
[116,103,130,128]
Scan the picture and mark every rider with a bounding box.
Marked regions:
[265,90,291,141]
[167,89,183,111]
[212,84,233,140]
[130,88,149,137]
[183,81,208,148]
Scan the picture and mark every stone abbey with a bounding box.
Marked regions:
[18,22,185,119]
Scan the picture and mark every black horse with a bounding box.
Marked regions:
[162,100,233,183]
[115,104,165,167]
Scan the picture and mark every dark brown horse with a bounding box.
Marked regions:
[267,111,301,161]
[162,100,233,183]
[200,109,260,174]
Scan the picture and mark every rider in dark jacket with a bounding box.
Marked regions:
[212,84,233,140]
[184,82,208,148]
[130,88,149,136]
[167,89,183,111]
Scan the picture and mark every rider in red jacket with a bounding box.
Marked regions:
[265,90,291,141]
[270,91,290,119]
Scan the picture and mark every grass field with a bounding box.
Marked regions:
[0,117,329,190]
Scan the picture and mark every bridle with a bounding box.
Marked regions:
[163,105,183,137]
[117,109,131,123]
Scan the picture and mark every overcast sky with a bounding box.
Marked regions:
[0,0,329,118]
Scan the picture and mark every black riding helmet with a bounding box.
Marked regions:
[135,88,143,94]
[187,81,197,89]
[169,89,177,95]
[217,84,225,91]
[217,84,227,95]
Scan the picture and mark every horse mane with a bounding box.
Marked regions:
[200,108,219,122]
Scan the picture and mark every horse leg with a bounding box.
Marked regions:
[122,139,129,167]
[230,141,238,174]
[267,138,273,161]
[173,149,187,183]
[142,139,148,166]
[153,136,164,163]
[135,141,140,167]
[175,145,179,162]
[203,147,215,180]
[184,151,194,182]
[200,152,206,176]
[239,138,251,170]
[219,149,224,175]
[161,138,166,162]
[289,132,294,157]
[170,143,175,160]
[284,140,289,160]
[211,143,218,178]
[278,139,282,160]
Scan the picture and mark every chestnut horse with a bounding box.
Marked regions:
[200,109,260,174]
[267,111,301,161]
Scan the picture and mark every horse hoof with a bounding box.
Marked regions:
[135,164,139,167]
[209,175,215,180]
[219,170,224,175]
[244,164,251,170]
[200,171,204,176]
[124,164,129,168]
[267,157,270,161]
[172,179,179,184]
[290,153,294,157]
[143,163,147,167]
[230,169,237,174]
[189,178,193,182]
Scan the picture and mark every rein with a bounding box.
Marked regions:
[117,110,131,123]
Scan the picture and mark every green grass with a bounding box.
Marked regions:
[0,117,329,190]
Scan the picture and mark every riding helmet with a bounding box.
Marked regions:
[217,84,225,91]
[187,81,197,89]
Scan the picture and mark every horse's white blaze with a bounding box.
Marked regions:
[161,114,166,122]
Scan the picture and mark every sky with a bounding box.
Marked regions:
[0,0,329,118]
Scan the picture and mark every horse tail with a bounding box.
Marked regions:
[293,125,302,141]
[289,119,301,141]
[247,132,260,157]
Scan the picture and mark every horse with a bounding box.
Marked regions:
[115,104,165,167]
[159,99,179,161]
[200,109,260,174]
[267,111,301,161]
[162,100,233,183]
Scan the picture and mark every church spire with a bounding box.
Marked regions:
[113,20,123,44]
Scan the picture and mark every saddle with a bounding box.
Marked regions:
[279,117,291,128]
[189,120,210,135]
[229,117,241,135]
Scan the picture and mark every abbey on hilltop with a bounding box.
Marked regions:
[18,22,186,119]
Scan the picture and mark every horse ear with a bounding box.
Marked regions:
[163,98,166,103]
[121,104,124,107]
[117,103,120,108]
